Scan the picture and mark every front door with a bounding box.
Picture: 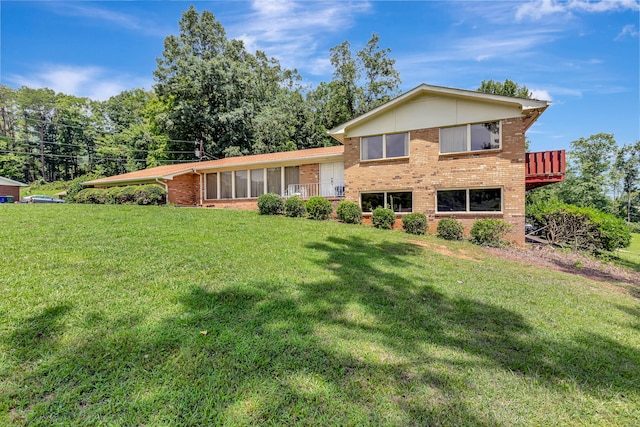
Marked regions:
[320,162,344,197]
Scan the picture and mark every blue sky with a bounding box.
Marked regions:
[1,0,639,152]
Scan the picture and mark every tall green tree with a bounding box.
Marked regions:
[478,79,532,98]
[556,133,618,211]
[613,141,640,222]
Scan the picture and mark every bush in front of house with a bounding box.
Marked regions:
[527,200,631,253]
[402,212,428,235]
[305,196,333,220]
[72,185,166,206]
[437,218,464,241]
[258,193,284,215]
[336,200,362,224]
[74,188,105,204]
[371,207,396,229]
[135,185,166,205]
[284,196,306,218]
[470,218,513,247]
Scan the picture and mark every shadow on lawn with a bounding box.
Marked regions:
[3,236,639,425]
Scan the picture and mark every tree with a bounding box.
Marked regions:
[555,133,618,211]
[477,79,532,99]
[613,141,640,222]
[309,33,401,132]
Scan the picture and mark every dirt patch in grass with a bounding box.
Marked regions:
[483,244,640,295]
[409,240,482,262]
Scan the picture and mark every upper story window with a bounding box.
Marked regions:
[361,132,409,161]
[440,121,501,154]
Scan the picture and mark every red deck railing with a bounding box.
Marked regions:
[525,150,566,190]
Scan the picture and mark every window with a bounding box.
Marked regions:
[206,173,217,200]
[235,170,248,198]
[361,191,412,213]
[220,171,232,199]
[250,169,264,198]
[267,167,281,194]
[440,121,500,154]
[361,132,409,160]
[436,188,502,213]
[284,166,299,194]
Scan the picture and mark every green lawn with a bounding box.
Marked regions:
[1,205,639,426]
[614,233,640,272]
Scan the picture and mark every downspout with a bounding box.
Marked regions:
[192,169,203,207]
[155,178,169,205]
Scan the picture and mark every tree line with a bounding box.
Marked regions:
[0,6,400,183]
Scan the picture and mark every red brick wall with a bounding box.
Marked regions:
[300,163,319,196]
[344,118,527,244]
[0,185,21,201]
[167,174,200,206]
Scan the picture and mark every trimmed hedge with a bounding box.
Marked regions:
[284,196,306,218]
[258,193,284,215]
[305,196,333,220]
[527,200,631,252]
[437,218,464,241]
[336,200,362,224]
[470,219,513,247]
[372,207,396,229]
[73,185,166,205]
[402,213,428,235]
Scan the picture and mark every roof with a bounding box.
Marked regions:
[328,83,551,143]
[0,176,28,187]
[84,145,344,186]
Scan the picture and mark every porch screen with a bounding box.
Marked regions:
[206,173,217,199]
[235,170,248,198]
[220,172,232,199]
[251,169,264,198]
[267,167,281,194]
[285,166,299,194]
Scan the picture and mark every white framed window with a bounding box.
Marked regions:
[440,121,501,154]
[361,191,413,213]
[361,132,409,160]
[436,188,502,213]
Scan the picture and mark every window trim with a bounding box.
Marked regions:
[360,132,410,161]
[435,187,503,214]
[360,190,413,214]
[439,121,502,155]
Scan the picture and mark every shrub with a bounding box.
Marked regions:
[284,196,306,218]
[305,196,333,220]
[371,207,396,229]
[628,222,640,234]
[336,200,362,224]
[65,181,84,202]
[74,188,105,204]
[402,212,428,235]
[437,218,464,240]
[135,185,166,205]
[257,193,284,215]
[470,219,513,247]
[527,201,631,252]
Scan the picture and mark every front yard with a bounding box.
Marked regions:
[1,204,638,426]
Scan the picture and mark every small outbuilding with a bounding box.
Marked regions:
[0,176,28,203]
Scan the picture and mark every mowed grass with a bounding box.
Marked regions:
[1,205,639,426]
[614,233,640,272]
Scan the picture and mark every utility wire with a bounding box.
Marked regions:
[20,116,200,144]
[0,149,200,164]
[8,138,197,154]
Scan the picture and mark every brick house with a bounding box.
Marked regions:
[0,176,28,202]
[84,84,565,244]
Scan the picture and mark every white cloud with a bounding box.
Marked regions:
[225,0,372,73]
[529,88,553,101]
[516,0,640,21]
[615,24,640,40]
[7,65,153,100]
[49,3,170,37]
